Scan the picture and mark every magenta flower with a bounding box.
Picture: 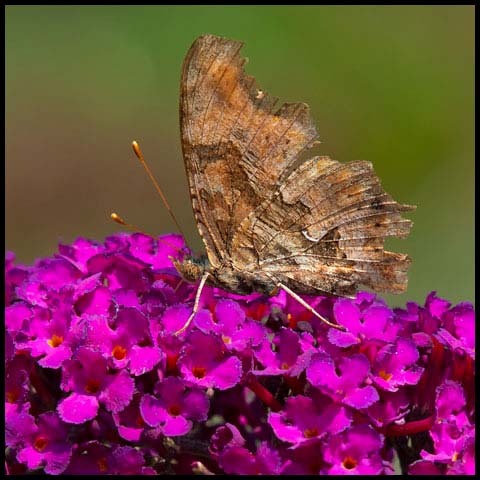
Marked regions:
[194,299,266,351]
[279,438,326,474]
[209,422,246,456]
[307,352,379,408]
[64,441,112,474]
[268,393,351,445]
[13,304,75,369]
[80,309,163,375]
[5,354,31,407]
[4,235,475,475]
[212,426,282,475]
[112,393,145,442]
[366,389,410,428]
[419,381,475,473]
[177,330,242,389]
[140,376,209,436]
[371,337,424,392]
[328,297,399,347]
[107,446,156,475]
[436,301,475,360]
[322,425,386,475]
[253,327,316,377]
[5,402,36,451]
[58,347,134,423]
[15,412,73,475]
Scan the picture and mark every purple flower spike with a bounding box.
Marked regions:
[16,411,73,475]
[307,352,379,409]
[322,424,386,475]
[4,239,475,475]
[178,331,242,390]
[269,393,351,445]
[140,376,209,436]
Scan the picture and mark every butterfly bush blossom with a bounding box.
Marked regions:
[5,233,475,475]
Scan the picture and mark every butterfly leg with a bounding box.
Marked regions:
[174,272,210,335]
[277,282,345,330]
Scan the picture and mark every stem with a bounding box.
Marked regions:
[383,415,435,438]
[244,374,282,412]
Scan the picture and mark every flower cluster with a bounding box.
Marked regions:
[5,233,475,475]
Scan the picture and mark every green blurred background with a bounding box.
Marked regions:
[6,5,474,306]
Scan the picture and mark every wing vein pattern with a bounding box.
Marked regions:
[180,34,415,296]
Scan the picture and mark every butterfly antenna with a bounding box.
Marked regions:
[110,212,186,255]
[131,140,189,246]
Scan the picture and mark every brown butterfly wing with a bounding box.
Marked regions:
[180,34,415,295]
[180,34,319,268]
[232,156,415,295]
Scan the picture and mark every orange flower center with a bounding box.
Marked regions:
[34,435,48,452]
[303,427,319,438]
[222,335,232,344]
[168,404,182,416]
[97,457,108,472]
[379,369,393,381]
[281,362,291,370]
[342,456,357,470]
[85,379,101,394]
[47,334,64,348]
[112,345,127,360]
[192,366,207,379]
[6,389,20,403]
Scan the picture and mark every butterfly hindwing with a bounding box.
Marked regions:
[232,155,415,294]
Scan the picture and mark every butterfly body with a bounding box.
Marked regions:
[174,34,415,303]
[173,255,276,296]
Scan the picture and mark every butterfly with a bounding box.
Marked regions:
[171,34,415,333]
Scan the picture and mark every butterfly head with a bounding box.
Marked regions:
[170,254,209,284]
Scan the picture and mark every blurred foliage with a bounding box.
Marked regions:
[6,5,474,306]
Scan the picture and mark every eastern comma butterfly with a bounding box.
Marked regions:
[136,34,415,332]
